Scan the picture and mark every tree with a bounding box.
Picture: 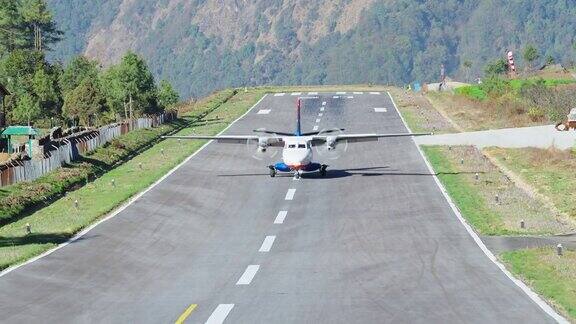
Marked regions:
[19,0,62,51]
[12,93,41,125]
[101,52,159,117]
[484,58,508,76]
[157,80,179,110]
[462,60,472,81]
[523,45,539,70]
[545,55,555,65]
[0,0,27,52]
[59,55,99,95]
[32,66,61,117]
[62,78,106,126]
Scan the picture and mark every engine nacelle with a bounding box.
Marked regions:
[326,136,337,151]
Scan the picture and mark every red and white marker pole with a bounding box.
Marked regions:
[507,51,516,76]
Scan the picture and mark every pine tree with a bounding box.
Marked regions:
[19,0,62,52]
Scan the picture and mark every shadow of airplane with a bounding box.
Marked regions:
[217,166,485,179]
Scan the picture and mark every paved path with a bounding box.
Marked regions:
[0,92,561,323]
[416,125,576,149]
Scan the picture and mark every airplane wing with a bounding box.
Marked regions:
[311,132,431,145]
[162,135,284,146]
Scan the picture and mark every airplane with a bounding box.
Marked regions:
[163,98,431,179]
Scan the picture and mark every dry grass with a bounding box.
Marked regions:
[487,147,576,221]
[388,88,457,134]
[426,145,575,235]
[426,92,549,131]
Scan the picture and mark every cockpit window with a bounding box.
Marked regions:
[298,144,306,148]
[288,144,296,148]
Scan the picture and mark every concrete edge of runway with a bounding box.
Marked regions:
[0,94,269,279]
[387,92,568,324]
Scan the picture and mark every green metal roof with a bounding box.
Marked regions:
[1,126,38,136]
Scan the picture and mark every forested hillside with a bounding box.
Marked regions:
[45,0,576,98]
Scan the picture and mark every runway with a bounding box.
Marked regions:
[0,92,559,323]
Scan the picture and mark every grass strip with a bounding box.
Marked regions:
[0,88,254,270]
[501,248,576,321]
[0,90,236,225]
[421,145,510,235]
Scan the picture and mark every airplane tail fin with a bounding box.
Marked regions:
[296,98,302,136]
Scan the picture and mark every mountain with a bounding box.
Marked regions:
[46,0,576,98]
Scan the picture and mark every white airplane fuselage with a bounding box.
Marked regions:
[281,137,314,170]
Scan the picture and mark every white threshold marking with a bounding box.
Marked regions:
[236,265,260,285]
[353,91,363,94]
[332,96,339,99]
[336,91,346,95]
[0,94,270,278]
[369,91,381,95]
[257,109,271,114]
[274,211,288,224]
[387,91,568,323]
[285,188,296,200]
[308,92,318,95]
[315,118,321,123]
[274,93,285,97]
[374,108,388,112]
[318,113,323,117]
[320,107,325,111]
[205,304,235,324]
[291,92,302,96]
[259,235,276,252]
[322,101,326,106]
[312,125,319,131]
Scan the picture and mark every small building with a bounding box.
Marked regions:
[0,83,9,127]
[1,126,38,156]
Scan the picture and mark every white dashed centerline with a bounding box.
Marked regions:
[291,92,302,96]
[369,91,381,95]
[205,304,235,324]
[332,96,339,99]
[257,109,271,114]
[374,108,388,112]
[308,92,318,95]
[236,265,260,285]
[353,91,363,94]
[318,113,323,117]
[322,101,326,106]
[336,91,346,95]
[315,118,321,123]
[285,189,296,200]
[320,107,325,111]
[259,236,276,252]
[312,125,319,131]
[275,211,288,224]
[274,93,285,97]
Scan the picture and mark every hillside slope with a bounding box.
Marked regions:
[47,0,576,98]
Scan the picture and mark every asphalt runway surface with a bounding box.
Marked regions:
[0,92,559,323]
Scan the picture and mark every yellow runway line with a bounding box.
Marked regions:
[175,304,197,324]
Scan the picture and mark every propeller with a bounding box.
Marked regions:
[247,128,280,161]
[315,127,348,160]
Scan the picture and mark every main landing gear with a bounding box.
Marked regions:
[268,165,277,177]
[320,164,328,177]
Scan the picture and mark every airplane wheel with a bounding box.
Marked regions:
[269,168,276,177]
[320,165,327,177]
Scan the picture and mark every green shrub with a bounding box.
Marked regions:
[454,85,487,100]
